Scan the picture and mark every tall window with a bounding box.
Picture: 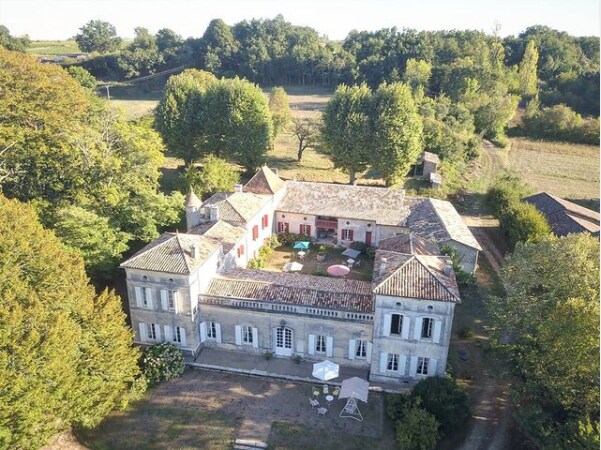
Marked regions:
[421,318,433,338]
[341,229,354,241]
[207,321,217,339]
[417,357,429,375]
[387,353,399,371]
[146,323,157,340]
[356,340,367,358]
[299,224,311,236]
[144,287,152,307]
[243,325,253,344]
[174,326,183,344]
[278,222,289,233]
[316,335,326,353]
[168,290,177,311]
[390,314,403,335]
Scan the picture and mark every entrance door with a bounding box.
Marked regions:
[365,231,372,247]
[274,327,293,356]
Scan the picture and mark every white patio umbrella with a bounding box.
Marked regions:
[312,360,339,381]
[282,261,303,272]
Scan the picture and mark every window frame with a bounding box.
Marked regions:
[242,325,253,345]
[167,290,176,311]
[315,335,326,353]
[146,323,157,340]
[390,314,403,335]
[421,317,434,338]
[417,357,429,375]
[355,339,367,358]
[207,321,217,340]
[387,353,399,371]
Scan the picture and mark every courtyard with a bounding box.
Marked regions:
[76,369,396,450]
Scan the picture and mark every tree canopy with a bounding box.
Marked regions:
[0,195,144,449]
[75,20,122,53]
[0,25,29,52]
[268,86,291,137]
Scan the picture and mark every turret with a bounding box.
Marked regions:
[185,189,202,231]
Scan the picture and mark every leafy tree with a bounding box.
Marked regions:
[0,25,29,52]
[371,83,423,186]
[518,40,539,99]
[290,117,320,162]
[198,18,238,75]
[487,172,532,216]
[65,65,97,89]
[321,84,373,184]
[395,402,440,450]
[488,234,600,448]
[500,201,551,245]
[0,195,144,449]
[522,103,600,145]
[142,343,185,385]
[118,27,164,78]
[156,28,183,52]
[268,87,291,137]
[182,155,240,198]
[403,59,432,92]
[75,20,122,53]
[155,69,217,165]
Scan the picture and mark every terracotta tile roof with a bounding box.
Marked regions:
[202,192,272,223]
[404,197,482,250]
[278,181,408,226]
[523,192,600,237]
[190,220,247,253]
[373,250,460,302]
[379,233,441,256]
[120,232,222,274]
[243,166,285,195]
[204,269,374,313]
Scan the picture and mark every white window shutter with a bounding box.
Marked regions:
[433,320,442,343]
[135,286,143,307]
[252,327,258,348]
[173,291,179,314]
[138,322,147,342]
[366,342,373,361]
[409,356,418,377]
[180,328,187,347]
[348,339,356,360]
[200,322,207,343]
[401,316,410,340]
[429,358,437,376]
[161,290,168,311]
[379,352,388,373]
[398,355,407,375]
[414,317,423,340]
[145,288,153,309]
[326,336,333,357]
[308,334,315,356]
[215,323,222,343]
[235,325,242,345]
[383,313,391,337]
[154,324,161,341]
[164,325,172,342]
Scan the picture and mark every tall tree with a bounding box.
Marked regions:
[371,83,423,186]
[290,117,320,162]
[403,58,432,92]
[518,40,539,99]
[321,84,373,184]
[181,154,240,198]
[0,195,144,449]
[268,86,291,137]
[75,20,122,53]
[0,25,29,52]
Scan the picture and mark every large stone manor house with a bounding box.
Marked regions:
[120,167,481,386]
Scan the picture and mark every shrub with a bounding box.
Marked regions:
[277,231,308,247]
[522,103,600,145]
[411,376,471,437]
[395,402,441,450]
[141,342,185,386]
[386,392,412,422]
[263,351,274,360]
[501,202,551,244]
[440,245,476,287]
[487,173,531,217]
[349,241,368,253]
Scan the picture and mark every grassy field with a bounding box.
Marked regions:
[27,40,80,56]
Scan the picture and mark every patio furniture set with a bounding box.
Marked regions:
[310,384,340,416]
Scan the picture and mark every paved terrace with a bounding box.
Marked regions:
[186,347,413,393]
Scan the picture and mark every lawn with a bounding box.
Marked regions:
[27,40,80,56]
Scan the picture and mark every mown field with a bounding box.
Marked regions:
[27,40,80,55]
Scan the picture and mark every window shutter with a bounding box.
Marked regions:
[180,328,187,347]
[366,342,373,361]
[307,225,311,236]
[349,230,354,241]
[164,325,173,342]
[235,325,242,345]
[429,358,437,376]
[273,328,277,350]
[379,352,388,373]
[401,316,410,340]
[135,286,143,307]
[253,225,258,240]
[308,334,315,356]
[161,290,168,311]
[398,355,407,375]
[383,314,392,337]
[414,317,423,340]
[138,322,147,342]
[173,292,179,314]
[145,288,153,309]
[252,327,258,348]
[348,339,356,360]
[215,323,222,343]
[409,356,418,377]
[433,320,442,343]
[200,322,207,343]
[326,336,333,357]
[285,223,289,233]
[154,324,161,341]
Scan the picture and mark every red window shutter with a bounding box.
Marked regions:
[237,246,241,258]
[285,223,289,233]
[349,229,354,241]
[253,225,258,240]
[307,225,311,236]
[262,214,268,229]
[241,245,244,255]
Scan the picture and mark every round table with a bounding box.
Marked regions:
[325,395,334,406]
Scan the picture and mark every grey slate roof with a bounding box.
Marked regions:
[277,181,408,226]
[190,220,247,253]
[522,192,600,237]
[204,269,374,313]
[379,233,441,256]
[120,232,221,274]
[404,197,482,250]
[243,166,285,195]
[185,190,202,207]
[373,250,460,302]
[422,151,440,164]
[203,192,272,223]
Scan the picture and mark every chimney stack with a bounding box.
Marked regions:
[208,205,220,221]
[379,257,388,277]
[234,184,243,193]
[192,242,200,259]
[443,263,453,275]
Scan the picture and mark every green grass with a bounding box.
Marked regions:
[27,40,80,56]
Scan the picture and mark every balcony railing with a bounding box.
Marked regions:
[315,219,338,229]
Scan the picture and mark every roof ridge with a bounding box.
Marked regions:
[121,233,176,265]
[373,255,415,292]
[414,255,461,301]
[175,234,192,273]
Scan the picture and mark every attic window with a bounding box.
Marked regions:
[169,278,174,282]
[303,217,307,221]
[143,276,148,280]
[345,221,350,225]
[282,214,286,219]
[367,223,372,228]
[427,305,434,311]
[395,302,402,307]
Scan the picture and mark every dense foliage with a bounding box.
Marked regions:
[75,20,122,53]
[0,195,144,449]
[268,87,291,137]
[488,234,600,448]
[0,25,29,52]
[182,155,240,199]
[65,65,97,89]
[141,342,186,385]
[0,48,183,282]
[290,117,320,162]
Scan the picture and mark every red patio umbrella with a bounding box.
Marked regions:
[327,264,350,277]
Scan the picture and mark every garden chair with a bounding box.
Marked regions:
[312,386,320,397]
[323,384,329,394]
[310,398,320,408]
[317,407,328,416]
[332,387,340,397]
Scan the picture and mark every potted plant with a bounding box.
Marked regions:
[316,245,328,262]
